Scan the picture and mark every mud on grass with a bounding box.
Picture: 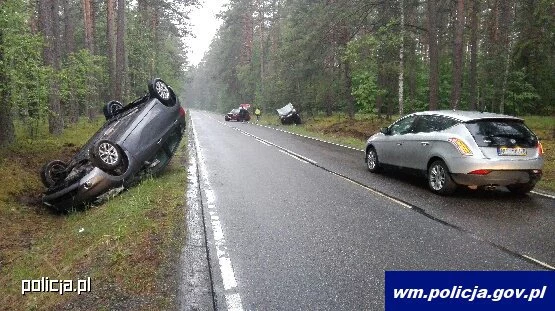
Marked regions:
[0,120,188,310]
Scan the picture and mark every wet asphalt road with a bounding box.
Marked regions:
[187,110,554,310]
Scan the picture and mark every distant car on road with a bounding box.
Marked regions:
[225,108,250,122]
[41,78,186,210]
[365,110,544,195]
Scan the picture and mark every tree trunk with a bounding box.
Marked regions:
[82,0,94,54]
[344,62,355,119]
[427,0,439,110]
[62,0,78,123]
[106,0,116,98]
[240,3,254,65]
[499,0,512,114]
[450,0,465,109]
[469,0,479,110]
[115,0,126,102]
[258,0,265,99]
[62,0,75,57]
[40,0,63,135]
[0,17,15,148]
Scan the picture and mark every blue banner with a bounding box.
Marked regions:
[385,271,555,311]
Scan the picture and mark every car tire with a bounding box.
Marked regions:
[103,100,124,120]
[148,78,175,106]
[40,160,68,187]
[427,160,457,195]
[366,147,381,173]
[507,183,535,195]
[293,114,302,124]
[91,140,123,171]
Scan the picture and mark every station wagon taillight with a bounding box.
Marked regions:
[448,138,473,156]
[538,141,544,156]
[179,106,185,117]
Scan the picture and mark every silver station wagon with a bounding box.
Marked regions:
[365,111,544,195]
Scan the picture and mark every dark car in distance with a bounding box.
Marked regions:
[225,108,251,122]
[41,78,186,210]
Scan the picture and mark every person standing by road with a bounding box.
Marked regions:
[239,106,248,123]
[254,107,261,122]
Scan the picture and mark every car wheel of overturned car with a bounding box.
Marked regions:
[40,160,68,187]
[507,182,535,195]
[91,140,123,171]
[103,100,124,120]
[294,114,302,124]
[366,147,381,173]
[428,160,457,195]
[148,78,175,106]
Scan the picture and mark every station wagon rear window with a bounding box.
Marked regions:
[464,119,538,148]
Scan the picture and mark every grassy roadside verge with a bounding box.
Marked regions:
[256,113,555,192]
[0,120,188,310]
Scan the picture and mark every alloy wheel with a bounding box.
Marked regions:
[429,164,446,191]
[98,142,119,165]
[155,81,170,100]
[367,150,377,170]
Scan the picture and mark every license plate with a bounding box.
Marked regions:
[498,147,527,156]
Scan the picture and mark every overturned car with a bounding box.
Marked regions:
[41,78,186,210]
[277,103,301,125]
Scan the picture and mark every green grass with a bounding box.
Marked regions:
[258,113,555,192]
[0,120,188,310]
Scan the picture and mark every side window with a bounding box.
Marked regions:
[390,116,416,135]
[431,115,458,131]
[415,115,458,132]
[411,116,433,133]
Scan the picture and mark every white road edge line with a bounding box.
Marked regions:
[530,191,555,200]
[522,255,555,270]
[191,118,244,311]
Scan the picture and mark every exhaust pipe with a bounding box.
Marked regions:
[483,185,497,191]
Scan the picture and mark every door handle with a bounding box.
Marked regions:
[420,142,430,146]
[396,143,403,146]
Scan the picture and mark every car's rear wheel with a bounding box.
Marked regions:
[428,160,457,195]
[103,100,123,120]
[507,182,535,195]
[366,147,381,173]
[40,160,68,187]
[148,78,175,106]
[91,140,123,171]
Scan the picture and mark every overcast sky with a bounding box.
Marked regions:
[187,0,230,66]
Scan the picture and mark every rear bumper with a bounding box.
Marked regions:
[447,156,543,174]
[451,170,542,186]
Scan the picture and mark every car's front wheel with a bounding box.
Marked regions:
[507,182,535,195]
[366,147,381,173]
[40,160,68,187]
[428,160,457,195]
[91,140,123,171]
[148,78,175,106]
